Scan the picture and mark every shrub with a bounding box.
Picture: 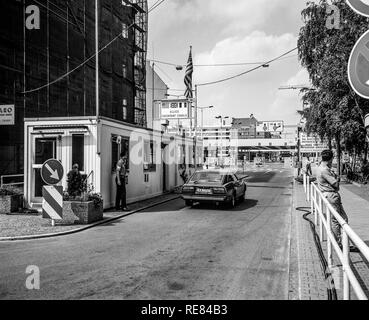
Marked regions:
[88,193,103,208]
[67,171,85,197]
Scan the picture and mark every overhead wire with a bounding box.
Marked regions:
[147,54,298,68]
[197,47,298,87]
[148,0,167,13]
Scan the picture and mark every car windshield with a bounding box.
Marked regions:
[190,172,224,184]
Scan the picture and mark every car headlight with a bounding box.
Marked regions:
[182,186,195,193]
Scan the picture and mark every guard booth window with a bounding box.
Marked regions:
[72,135,84,172]
[143,140,156,172]
[111,135,130,172]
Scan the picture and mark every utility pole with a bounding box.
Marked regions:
[152,61,155,129]
[95,0,99,120]
[366,114,369,162]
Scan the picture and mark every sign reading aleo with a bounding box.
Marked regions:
[346,0,369,17]
[0,105,15,125]
[41,159,64,185]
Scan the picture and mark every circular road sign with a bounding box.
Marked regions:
[348,30,369,99]
[346,0,369,17]
[41,159,64,185]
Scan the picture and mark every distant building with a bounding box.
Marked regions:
[145,61,169,129]
[230,116,297,162]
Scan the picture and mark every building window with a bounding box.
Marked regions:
[112,135,130,172]
[122,64,127,78]
[123,106,127,121]
[144,140,156,172]
[72,135,85,172]
[122,23,128,39]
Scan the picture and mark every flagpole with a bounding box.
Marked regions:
[194,84,198,169]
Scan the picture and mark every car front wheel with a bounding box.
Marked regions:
[238,193,245,203]
[185,200,193,207]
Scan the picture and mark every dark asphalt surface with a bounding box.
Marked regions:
[0,164,294,300]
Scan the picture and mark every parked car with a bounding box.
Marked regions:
[181,170,247,208]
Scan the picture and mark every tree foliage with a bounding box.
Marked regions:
[298,0,369,160]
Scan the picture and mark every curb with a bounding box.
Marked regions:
[344,179,365,188]
[0,196,181,242]
[351,181,362,188]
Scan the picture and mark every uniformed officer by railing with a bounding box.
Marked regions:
[316,150,358,252]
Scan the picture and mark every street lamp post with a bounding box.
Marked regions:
[197,106,214,138]
[215,115,229,166]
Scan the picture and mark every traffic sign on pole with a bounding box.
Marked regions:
[346,0,369,17]
[42,185,63,222]
[41,159,64,185]
[348,30,369,99]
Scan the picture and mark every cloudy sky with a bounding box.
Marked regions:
[147,0,312,126]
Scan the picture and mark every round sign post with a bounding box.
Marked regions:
[348,30,369,99]
[41,159,64,185]
[41,159,64,226]
[346,0,369,17]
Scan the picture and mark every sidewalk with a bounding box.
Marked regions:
[0,192,179,240]
[340,184,369,242]
[293,180,369,300]
[290,181,328,300]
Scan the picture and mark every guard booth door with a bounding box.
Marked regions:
[31,137,59,204]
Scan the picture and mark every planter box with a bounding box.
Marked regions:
[60,200,104,225]
[0,195,23,214]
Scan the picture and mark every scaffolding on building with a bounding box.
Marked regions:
[124,0,148,128]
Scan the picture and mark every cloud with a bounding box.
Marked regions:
[147,0,310,126]
[194,31,297,85]
[269,69,310,124]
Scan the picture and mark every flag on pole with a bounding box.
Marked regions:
[184,46,193,99]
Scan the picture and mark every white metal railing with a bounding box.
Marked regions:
[1,174,24,188]
[303,172,369,300]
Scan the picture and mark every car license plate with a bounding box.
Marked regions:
[196,188,212,195]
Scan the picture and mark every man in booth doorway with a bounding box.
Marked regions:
[116,152,129,211]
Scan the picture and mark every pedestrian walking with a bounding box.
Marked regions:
[316,150,358,251]
[306,157,313,176]
[296,158,303,176]
[116,152,129,211]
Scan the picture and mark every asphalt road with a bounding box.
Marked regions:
[0,164,294,300]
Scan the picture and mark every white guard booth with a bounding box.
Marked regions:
[24,117,200,210]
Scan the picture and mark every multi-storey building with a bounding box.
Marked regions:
[0,0,148,177]
[1,1,199,210]
[202,125,232,166]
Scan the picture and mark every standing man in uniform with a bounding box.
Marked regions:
[116,152,129,211]
[306,157,313,176]
[316,150,357,251]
